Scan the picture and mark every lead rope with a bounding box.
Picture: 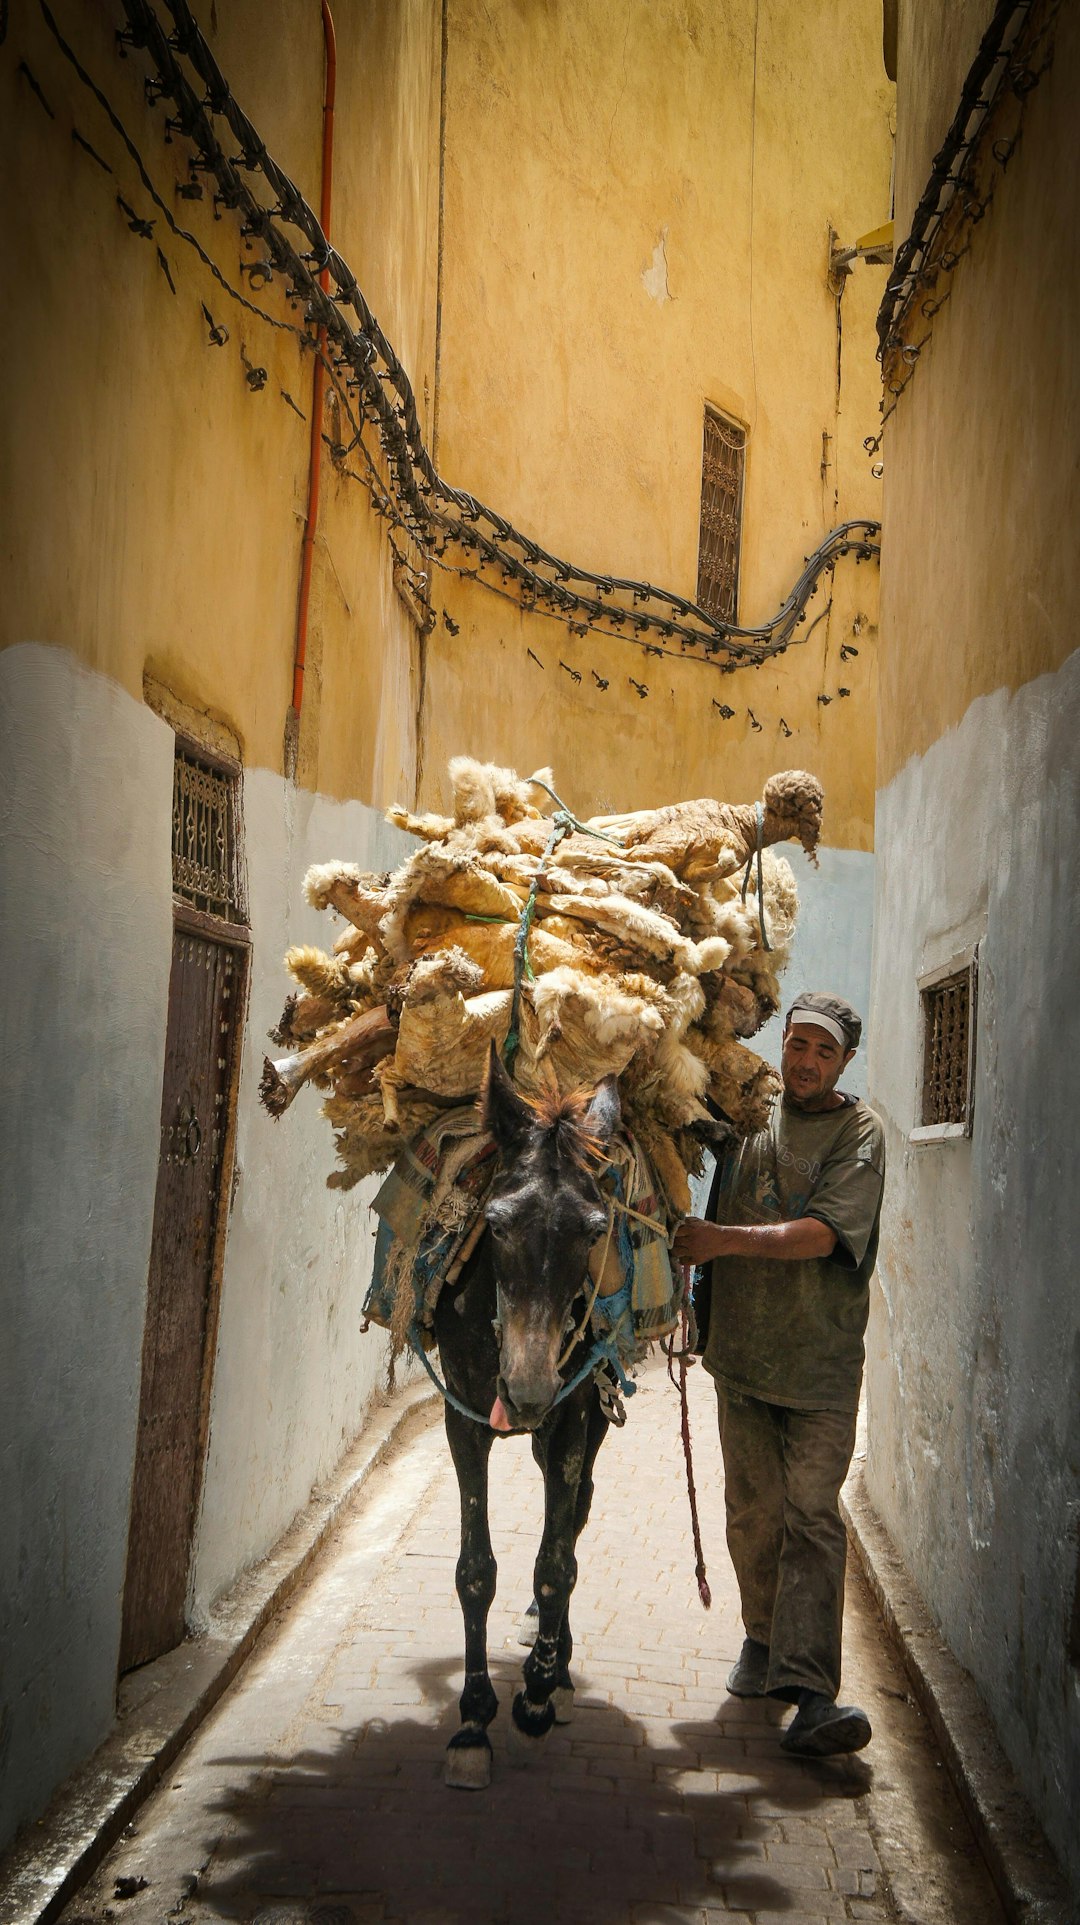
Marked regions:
[667,1272,712,1610]
[740,799,771,952]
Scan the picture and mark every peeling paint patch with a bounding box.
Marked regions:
[641,227,672,304]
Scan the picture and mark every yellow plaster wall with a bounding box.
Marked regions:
[877,0,1080,786]
[5,0,895,832]
[424,0,894,846]
[1,0,440,805]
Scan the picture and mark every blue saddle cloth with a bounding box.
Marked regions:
[362,1114,681,1371]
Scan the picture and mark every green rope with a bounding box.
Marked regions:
[502,791,623,1073]
[525,773,626,849]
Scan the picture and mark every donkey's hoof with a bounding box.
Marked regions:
[507,1691,555,1766]
[444,1730,492,1790]
[517,1598,539,1647]
[506,1719,550,1767]
[552,1685,575,1725]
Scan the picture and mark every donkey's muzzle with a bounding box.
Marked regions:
[497,1371,558,1432]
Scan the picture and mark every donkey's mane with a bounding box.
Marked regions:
[526,1085,605,1171]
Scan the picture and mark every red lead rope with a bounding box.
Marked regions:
[668,1278,712,1610]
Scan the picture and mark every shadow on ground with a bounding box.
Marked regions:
[177,1648,873,1925]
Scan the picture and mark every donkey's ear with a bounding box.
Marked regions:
[481,1039,534,1152]
[584,1074,621,1144]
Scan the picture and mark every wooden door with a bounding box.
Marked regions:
[119,923,244,1672]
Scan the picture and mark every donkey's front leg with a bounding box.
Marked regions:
[444,1408,499,1789]
[553,1388,609,1723]
[510,1392,592,1753]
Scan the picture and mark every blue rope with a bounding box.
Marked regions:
[407,1319,636,1426]
[591,1277,633,1333]
[407,1327,494,1424]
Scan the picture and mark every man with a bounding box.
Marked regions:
[673,991,884,1757]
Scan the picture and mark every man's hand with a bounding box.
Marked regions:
[672,1217,736,1264]
[672,1214,839,1265]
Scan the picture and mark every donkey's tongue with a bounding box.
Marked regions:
[489,1396,514,1432]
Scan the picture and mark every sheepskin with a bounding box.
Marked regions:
[267,757,815,1191]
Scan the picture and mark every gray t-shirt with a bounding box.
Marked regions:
[703,1093,885,1413]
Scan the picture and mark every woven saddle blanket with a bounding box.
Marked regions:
[363,1105,680,1371]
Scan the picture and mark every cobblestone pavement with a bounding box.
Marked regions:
[62,1360,1004,1925]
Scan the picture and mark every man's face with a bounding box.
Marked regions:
[781,1022,855,1109]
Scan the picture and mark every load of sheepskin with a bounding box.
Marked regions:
[259,758,822,1214]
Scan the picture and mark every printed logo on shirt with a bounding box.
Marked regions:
[778,1144,821,1184]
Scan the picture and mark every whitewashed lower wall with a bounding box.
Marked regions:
[866,646,1080,1890]
[0,644,409,1851]
[688,840,874,1217]
[190,771,412,1618]
[0,646,174,1851]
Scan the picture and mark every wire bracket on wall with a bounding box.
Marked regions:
[239,343,267,391]
[201,301,229,345]
[72,124,111,169]
[116,190,153,237]
[17,56,54,115]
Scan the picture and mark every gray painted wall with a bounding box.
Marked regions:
[688,841,875,1218]
[0,645,410,1851]
[0,646,174,1848]
[755,844,875,1102]
[866,648,1080,1887]
[190,773,413,1618]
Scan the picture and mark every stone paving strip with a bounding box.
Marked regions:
[55,1360,1004,1925]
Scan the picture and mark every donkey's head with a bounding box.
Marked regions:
[481,1041,622,1430]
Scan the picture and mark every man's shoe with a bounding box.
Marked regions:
[726,1638,770,1697]
[780,1690,871,1756]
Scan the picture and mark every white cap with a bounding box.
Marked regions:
[787,1006,847,1049]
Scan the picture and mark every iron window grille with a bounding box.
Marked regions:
[171,740,248,926]
[918,951,978,1134]
[696,406,746,624]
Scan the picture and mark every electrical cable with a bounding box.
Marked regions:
[107,0,878,670]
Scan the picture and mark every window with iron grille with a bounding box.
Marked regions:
[696,406,746,623]
[918,953,978,1133]
[171,741,248,925]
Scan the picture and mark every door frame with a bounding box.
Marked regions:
[168,728,253,1600]
[171,897,251,1578]
[120,727,252,1673]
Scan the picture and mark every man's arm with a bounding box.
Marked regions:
[672,1215,838,1265]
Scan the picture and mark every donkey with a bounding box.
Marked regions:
[431,1042,623,1789]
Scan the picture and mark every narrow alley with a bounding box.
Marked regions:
[59,1362,1003,1925]
[4,0,1078,1917]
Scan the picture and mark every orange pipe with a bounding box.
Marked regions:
[292,0,337,718]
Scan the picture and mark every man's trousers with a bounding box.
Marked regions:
[715,1383,858,1701]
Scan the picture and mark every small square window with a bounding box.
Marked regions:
[171,740,248,926]
[696,406,746,624]
[917,951,978,1136]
